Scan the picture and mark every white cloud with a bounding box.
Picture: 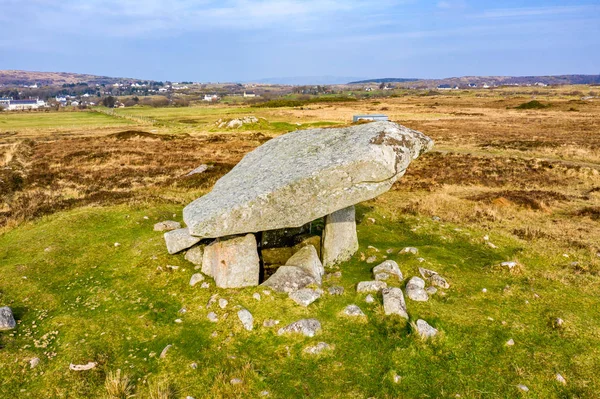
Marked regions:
[472,5,598,19]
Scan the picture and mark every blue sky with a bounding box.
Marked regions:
[1,0,599,82]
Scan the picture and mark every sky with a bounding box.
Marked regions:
[1,0,599,83]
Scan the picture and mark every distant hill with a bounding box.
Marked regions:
[349,75,600,87]
[348,78,421,84]
[0,70,154,86]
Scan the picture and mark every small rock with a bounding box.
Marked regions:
[554,318,564,328]
[114,242,121,247]
[487,242,498,249]
[166,265,180,271]
[373,260,402,280]
[263,319,280,327]
[69,362,97,371]
[328,286,344,295]
[406,277,429,302]
[356,281,387,293]
[219,298,229,309]
[416,257,425,263]
[426,286,438,295]
[415,319,438,339]
[556,373,566,385]
[0,307,17,331]
[343,304,366,317]
[189,273,205,287]
[382,288,408,319]
[432,216,441,221]
[400,247,418,255]
[175,319,183,324]
[393,373,401,383]
[187,164,209,176]
[263,290,271,296]
[230,378,243,385]
[190,362,198,369]
[303,342,332,355]
[159,344,172,359]
[260,391,270,396]
[501,261,518,269]
[367,217,376,224]
[179,307,187,314]
[207,312,218,323]
[368,245,379,252]
[262,266,317,293]
[506,339,515,346]
[386,249,394,254]
[277,319,322,337]
[365,294,375,304]
[154,220,182,232]
[200,282,210,289]
[517,384,529,392]
[482,288,488,293]
[289,288,322,307]
[253,293,261,301]
[366,256,377,264]
[237,308,254,331]
[418,267,437,278]
[29,357,40,369]
[431,274,450,289]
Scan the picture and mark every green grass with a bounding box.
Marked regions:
[0,111,135,129]
[1,202,598,398]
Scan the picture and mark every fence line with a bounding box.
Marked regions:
[91,108,160,126]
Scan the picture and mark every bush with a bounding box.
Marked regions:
[515,100,549,110]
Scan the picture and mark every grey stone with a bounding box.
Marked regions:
[218,298,228,309]
[164,228,202,254]
[328,286,344,295]
[373,260,402,280]
[207,312,218,322]
[29,357,40,369]
[263,319,280,327]
[415,319,438,338]
[289,288,322,307]
[406,277,429,302]
[400,247,418,255]
[366,256,377,264]
[343,304,366,317]
[261,266,317,293]
[183,121,433,238]
[322,206,359,267]
[365,294,375,303]
[186,164,209,176]
[303,342,332,355]
[237,309,254,331]
[189,273,204,287]
[517,384,529,392]
[277,319,322,337]
[69,362,97,371]
[154,220,182,232]
[431,274,450,289]
[425,286,438,295]
[252,293,261,301]
[184,245,205,265]
[356,281,387,293]
[374,272,390,281]
[418,267,437,278]
[382,288,408,319]
[286,245,324,284]
[230,378,243,385]
[0,307,16,331]
[201,234,260,288]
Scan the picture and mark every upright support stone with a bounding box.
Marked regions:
[321,206,359,267]
[201,234,260,288]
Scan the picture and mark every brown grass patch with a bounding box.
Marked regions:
[467,190,570,210]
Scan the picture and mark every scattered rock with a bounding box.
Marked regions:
[501,261,518,269]
[166,265,179,271]
[482,288,488,293]
[164,228,202,254]
[322,206,359,267]
[114,242,121,247]
[186,164,209,176]
[263,319,280,327]
[189,273,205,287]
[343,304,366,317]
[386,248,394,254]
[237,309,254,331]
[277,319,322,337]
[382,288,408,319]
[202,234,260,288]
[69,362,97,371]
[374,272,390,281]
[366,256,377,264]
[373,260,403,280]
[260,391,270,396]
[207,312,218,323]
[406,276,429,302]
[289,288,322,307]
[432,216,441,222]
[357,281,387,293]
[262,266,317,293]
[154,220,182,232]
[392,373,401,383]
[185,245,205,265]
[554,318,565,328]
[230,378,244,385]
[418,267,437,278]
[517,384,529,392]
[328,286,344,295]
[365,294,375,304]
[303,342,332,355]
[159,345,172,359]
[400,247,418,255]
[200,282,210,289]
[286,245,324,284]
[426,286,438,295]
[29,357,40,369]
[506,339,515,346]
[556,373,567,385]
[190,362,198,369]
[218,298,229,309]
[253,293,261,301]
[415,319,438,339]
[0,307,16,331]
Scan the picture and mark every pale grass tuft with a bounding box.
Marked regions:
[104,369,136,399]
[148,379,177,399]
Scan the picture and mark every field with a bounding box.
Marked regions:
[1,86,599,398]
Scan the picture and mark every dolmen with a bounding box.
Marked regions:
[164,121,433,289]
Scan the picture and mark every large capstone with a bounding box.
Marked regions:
[201,234,260,288]
[322,206,359,267]
[183,121,433,238]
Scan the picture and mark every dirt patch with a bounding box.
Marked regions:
[479,140,561,151]
[467,190,570,210]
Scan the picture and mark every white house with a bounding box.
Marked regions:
[243,91,257,98]
[203,94,219,102]
[3,98,47,110]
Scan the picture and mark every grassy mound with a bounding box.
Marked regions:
[515,100,550,110]
[1,203,598,398]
